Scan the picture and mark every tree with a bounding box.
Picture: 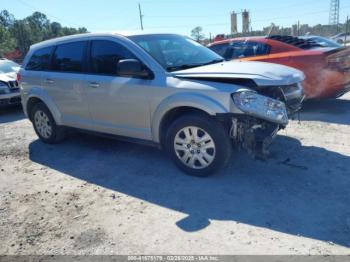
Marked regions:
[0,24,16,56]
[9,20,32,54]
[0,9,90,59]
[50,22,63,38]
[191,26,205,42]
[0,10,14,28]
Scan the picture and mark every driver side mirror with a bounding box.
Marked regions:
[116,59,153,79]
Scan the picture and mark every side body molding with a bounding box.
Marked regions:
[151,92,229,143]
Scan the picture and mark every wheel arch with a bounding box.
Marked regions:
[151,93,229,145]
[25,90,62,125]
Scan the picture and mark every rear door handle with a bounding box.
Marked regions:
[44,78,54,84]
[89,82,100,88]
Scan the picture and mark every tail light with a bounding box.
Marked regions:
[326,48,350,71]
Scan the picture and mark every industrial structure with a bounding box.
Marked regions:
[230,11,238,34]
[242,10,250,33]
[230,10,250,34]
[329,0,340,26]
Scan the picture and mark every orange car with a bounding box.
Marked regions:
[208,35,350,99]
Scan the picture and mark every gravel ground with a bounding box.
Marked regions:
[0,94,350,255]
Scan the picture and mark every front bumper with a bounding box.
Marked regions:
[0,90,21,107]
[227,115,280,159]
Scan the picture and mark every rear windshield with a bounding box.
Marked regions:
[26,46,53,71]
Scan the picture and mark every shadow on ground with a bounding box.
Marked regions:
[300,98,350,125]
[29,132,350,247]
[0,106,25,124]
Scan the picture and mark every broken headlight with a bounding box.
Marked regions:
[232,91,288,125]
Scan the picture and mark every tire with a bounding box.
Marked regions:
[165,113,232,177]
[30,102,66,144]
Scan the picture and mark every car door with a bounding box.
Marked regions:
[42,41,91,128]
[84,38,153,140]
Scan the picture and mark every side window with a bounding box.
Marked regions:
[209,43,229,58]
[52,41,85,73]
[25,46,53,71]
[90,40,136,75]
[228,42,270,59]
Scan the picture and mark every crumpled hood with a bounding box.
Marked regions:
[0,72,17,83]
[172,60,305,86]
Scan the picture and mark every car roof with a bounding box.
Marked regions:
[210,35,322,50]
[30,31,181,50]
[209,36,267,46]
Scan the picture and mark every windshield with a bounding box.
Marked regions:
[309,37,341,48]
[128,34,223,71]
[0,60,20,74]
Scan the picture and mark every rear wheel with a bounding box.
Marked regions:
[165,113,232,176]
[31,103,65,144]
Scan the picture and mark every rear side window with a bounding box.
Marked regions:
[90,40,136,75]
[52,41,86,73]
[25,47,53,71]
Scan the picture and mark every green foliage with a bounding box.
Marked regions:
[0,24,16,56]
[0,10,89,58]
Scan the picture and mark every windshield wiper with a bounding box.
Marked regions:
[167,64,201,71]
[200,58,225,66]
[167,58,224,72]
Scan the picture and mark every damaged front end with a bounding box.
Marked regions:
[230,116,280,160]
[226,90,292,159]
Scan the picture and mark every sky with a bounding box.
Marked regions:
[2,0,350,37]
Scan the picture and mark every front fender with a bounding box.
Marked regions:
[24,87,62,125]
[151,92,229,143]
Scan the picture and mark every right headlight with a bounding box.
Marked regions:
[0,82,10,94]
[232,91,288,125]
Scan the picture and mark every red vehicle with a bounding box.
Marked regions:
[208,35,350,99]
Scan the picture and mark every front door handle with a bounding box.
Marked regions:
[45,78,54,84]
[89,82,100,88]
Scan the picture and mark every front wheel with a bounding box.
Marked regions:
[165,113,232,177]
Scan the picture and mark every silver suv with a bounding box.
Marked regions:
[19,33,304,176]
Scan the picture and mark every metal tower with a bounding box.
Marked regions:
[329,0,340,25]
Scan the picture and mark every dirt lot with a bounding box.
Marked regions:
[1,94,350,255]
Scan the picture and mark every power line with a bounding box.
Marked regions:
[16,0,85,28]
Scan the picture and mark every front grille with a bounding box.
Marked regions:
[8,80,19,89]
[279,84,304,115]
[257,83,304,116]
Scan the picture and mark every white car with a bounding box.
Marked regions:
[0,59,21,107]
[331,32,350,45]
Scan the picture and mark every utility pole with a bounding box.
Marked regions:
[138,3,144,30]
[345,15,349,46]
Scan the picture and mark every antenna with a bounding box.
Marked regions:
[329,0,340,26]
